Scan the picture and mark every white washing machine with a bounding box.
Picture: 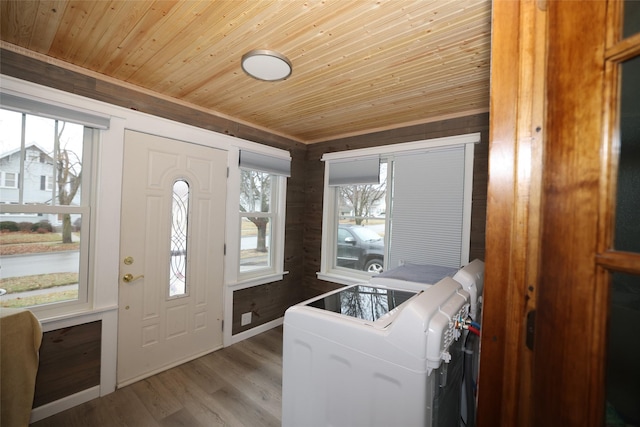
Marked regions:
[282,275,471,427]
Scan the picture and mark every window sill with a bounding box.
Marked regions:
[36,304,118,332]
[227,271,289,291]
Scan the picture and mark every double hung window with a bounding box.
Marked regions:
[1,171,18,188]
[237,150,289,282]
[319,134,478,284]
[0,95,106,314]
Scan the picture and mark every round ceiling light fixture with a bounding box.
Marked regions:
[241,49,292,81]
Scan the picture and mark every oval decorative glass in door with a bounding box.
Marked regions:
[170,179,189,297]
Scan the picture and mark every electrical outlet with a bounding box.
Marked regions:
[241,312,252,326]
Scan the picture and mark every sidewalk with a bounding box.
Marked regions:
[0,284,78,300]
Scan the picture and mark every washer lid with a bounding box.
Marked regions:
[306,285,417,323]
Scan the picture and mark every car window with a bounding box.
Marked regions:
[350,226,382,242]
[338,228,351,243]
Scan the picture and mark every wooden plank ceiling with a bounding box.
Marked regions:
[0,0,491,144]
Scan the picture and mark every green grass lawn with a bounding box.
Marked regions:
[1,272,78,293]
[0,273,78,308]
[0,231,80,255]
[1,289,78,308]
[0,232,63,244]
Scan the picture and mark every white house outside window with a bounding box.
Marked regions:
[319,134,479,285]
[0,98,106,315]
[1,171,18,188]
[42,175,54,191]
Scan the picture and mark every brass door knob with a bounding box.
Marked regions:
[122,273,144,283]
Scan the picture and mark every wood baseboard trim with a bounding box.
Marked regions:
[229,317,284,345]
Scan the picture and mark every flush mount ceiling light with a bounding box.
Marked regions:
[241,49,292,81]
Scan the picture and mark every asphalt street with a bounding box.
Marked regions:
[1,251,80,279]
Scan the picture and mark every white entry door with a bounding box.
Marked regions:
[117,130,227,386]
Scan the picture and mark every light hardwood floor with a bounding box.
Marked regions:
[32,326,284,427]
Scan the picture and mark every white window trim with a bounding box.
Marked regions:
[0,111,98,319]
[318,133,479,286]
[223,146,289,347]
[224,147,289,291]
[321,133,480,162]
[237,176,284,282]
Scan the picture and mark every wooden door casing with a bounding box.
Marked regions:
[534,1,609,425]
[477,0,546,425]
[478,1,616,426]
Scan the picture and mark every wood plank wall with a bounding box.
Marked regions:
[33,321,102,407]
[304,114,489,298]
[0,47,487,351]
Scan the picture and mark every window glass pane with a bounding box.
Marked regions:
[321,137,476,284]
[0,110,23,199]
[0,108,23,149]
[623,0,640,39]
[170,180,189,297]
[335,162,387,274]
[606,272,640,425]
[240,170,272,213]
[24,115,55,204]
[614,56,640,253]
[0,213,81,307]
[53,122,84,207]
[239,169,276,275]
[1,110,88,210]
[0,107,92,311]
[240,217,271,271]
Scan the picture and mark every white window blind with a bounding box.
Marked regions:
[239,150,291,177]
[327,157,380,186]
[388,146,466,268]
[0,92,110,129]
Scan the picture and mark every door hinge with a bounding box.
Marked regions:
[526,310,536,350]
[221,320,224,331]
[227,167,229,178]
[223,243,226,255]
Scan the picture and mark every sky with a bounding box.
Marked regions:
[0,108,85,159]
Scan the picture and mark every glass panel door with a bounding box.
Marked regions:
[604,3,640,425]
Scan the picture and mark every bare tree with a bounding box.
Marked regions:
[240,170,270,252]
[339,182,386,225]
[55,122,82,244]
[338,162,387,225]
